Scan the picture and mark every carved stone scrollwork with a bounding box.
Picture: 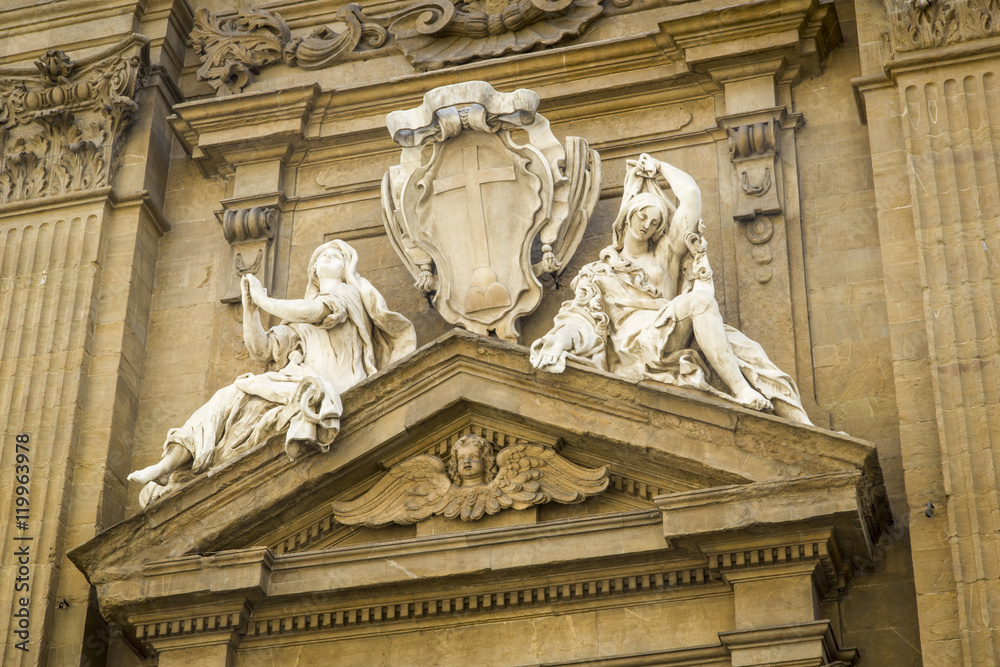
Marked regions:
[727,119,781,222]
[0,37,149,204]
[218,206,279,303]
[192,3,387,96]
[191,0,606,93]
[383,0,602,70]
[885,0,1000,52]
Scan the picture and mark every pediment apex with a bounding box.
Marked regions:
[71,329,882,590]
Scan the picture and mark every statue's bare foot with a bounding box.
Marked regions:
[127,463,171,487]
[733,387,773,413]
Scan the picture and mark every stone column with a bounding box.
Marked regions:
[0,3,189,664]
[855,0,1000,663]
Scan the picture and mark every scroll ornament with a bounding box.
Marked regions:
[884,0,1000,52]
[0,37,149,204]
[331,434,609,525]
[191,0,610,95]
[191,3,388,96]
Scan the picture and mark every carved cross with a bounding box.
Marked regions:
[433,145,515,259]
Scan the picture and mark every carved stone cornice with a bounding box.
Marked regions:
[168,84,319,175]
[656,0,841,80]
[719,621,860,667]
[0,35,150,205]
[884,0,1000,53]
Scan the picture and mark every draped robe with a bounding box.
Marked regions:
[163,280,415,472]
[532,245,810,423]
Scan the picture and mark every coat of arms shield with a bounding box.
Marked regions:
[382,82,601,341]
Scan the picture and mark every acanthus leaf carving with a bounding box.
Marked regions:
[0,36,149,205]
[192,3,386,96]
[191,0,607,95]
[191,4,291,96]
[884,0,1000,52]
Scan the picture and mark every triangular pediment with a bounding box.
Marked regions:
[71,329,883,595]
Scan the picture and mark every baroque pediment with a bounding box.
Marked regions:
[73,329,884,585]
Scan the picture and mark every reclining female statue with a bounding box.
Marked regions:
[530,154,811,425]
[128,240,416,506]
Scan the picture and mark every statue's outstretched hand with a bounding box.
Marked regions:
[530,330,572,374]
[240,275,254,308]
[244,273,268,305]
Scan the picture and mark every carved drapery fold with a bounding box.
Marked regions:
[885,0,1000,52]
[0,36,149,204]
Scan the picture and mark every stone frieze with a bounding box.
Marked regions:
[191,3,387,96]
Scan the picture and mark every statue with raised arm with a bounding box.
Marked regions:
[128,240,417,506]
[530,154,812,425]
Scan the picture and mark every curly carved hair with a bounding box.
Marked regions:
[446,434,497,483]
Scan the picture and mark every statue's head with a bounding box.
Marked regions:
[612,193,670,251]
[447,434,497,486]
[305,240,359,297]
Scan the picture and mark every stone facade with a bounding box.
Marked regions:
[2,0,998,665]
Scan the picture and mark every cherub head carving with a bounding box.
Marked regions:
[446,434,497,487]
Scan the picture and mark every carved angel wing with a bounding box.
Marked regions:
[331,455,453,527]
[436,444,609,521]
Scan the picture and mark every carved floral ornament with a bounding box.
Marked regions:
[191,0,616,95]
[0,36,149,203]
[884,0,1000,52]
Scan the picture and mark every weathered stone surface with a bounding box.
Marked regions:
[5,0,995,662]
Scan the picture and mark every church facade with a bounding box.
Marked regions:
[1,0,997,665]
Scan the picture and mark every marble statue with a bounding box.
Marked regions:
[129,240,416,506]
[530,154,812,425]
[331,433,608,525]
[382,81,601,341]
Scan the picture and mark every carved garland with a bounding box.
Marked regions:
[191,0,620,95]
[885,0,1000,52]
[0,37,149,204]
